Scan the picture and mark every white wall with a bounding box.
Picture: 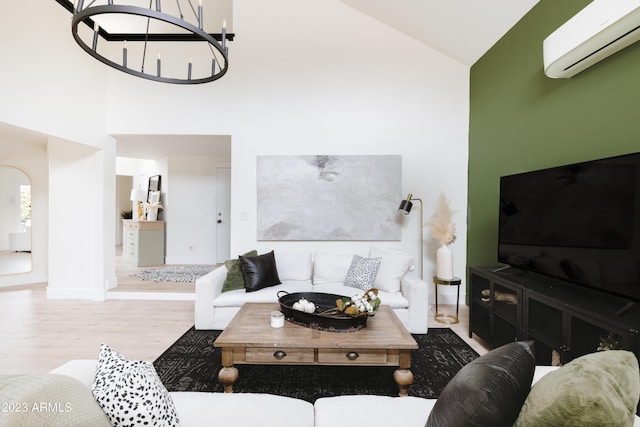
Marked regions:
[0,1,117,296]
[0,0,469,303]
[105,0,470,303]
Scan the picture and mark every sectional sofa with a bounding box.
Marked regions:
[195,248,429,333]
[2,341,638,427]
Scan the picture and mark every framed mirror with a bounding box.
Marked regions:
[148,175,161,203]
[0,166,32,275]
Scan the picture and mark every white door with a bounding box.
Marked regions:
[215,167,231,263]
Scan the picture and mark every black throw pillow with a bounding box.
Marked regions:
[426,340,536,427]
[239,250,281,292]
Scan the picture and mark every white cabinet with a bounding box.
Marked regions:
[122,220,165,266]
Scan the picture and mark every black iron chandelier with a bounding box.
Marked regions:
[55,0,234,84]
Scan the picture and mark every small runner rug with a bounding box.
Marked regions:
[131,265,217,282]
[153,327,479,402]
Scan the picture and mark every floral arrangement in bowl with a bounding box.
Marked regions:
[289,290,382,319]
[335,289,381,317]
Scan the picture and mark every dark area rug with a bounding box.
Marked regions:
[154,327,479,402]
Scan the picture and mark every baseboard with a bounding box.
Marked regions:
[107,291,195,301]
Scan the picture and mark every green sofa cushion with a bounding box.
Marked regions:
[514,350,640,427]
[221,250,258,292]
[0,374,111,427]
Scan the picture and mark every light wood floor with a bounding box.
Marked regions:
[0,252,489,375]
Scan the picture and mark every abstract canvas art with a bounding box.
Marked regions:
[257,155,401,240]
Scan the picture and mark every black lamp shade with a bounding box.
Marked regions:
[399,199,413,215]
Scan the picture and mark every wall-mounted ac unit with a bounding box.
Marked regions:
[543,0,640,78]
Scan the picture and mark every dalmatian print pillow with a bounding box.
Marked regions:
[344,254,381,291]
[91,344,180,427]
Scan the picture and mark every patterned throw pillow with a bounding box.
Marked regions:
[344,254,381,291]
[91,344,180,427]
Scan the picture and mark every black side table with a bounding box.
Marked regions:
[433,276,462,324]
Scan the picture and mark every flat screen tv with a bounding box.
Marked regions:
[498,151,640,303]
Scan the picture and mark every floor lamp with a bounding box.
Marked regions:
[398,193,423,279]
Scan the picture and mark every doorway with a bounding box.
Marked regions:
[216,167,231,263]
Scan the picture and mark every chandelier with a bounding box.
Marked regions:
[55,0,233,84]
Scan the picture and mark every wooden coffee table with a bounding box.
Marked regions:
[213,302,418,396]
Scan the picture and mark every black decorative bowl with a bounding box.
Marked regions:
[277,291,368,332]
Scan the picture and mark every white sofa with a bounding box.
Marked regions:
[42,360,558,427]
[195,249,429,334]
[4,342,639,427]
[29,359,441,427]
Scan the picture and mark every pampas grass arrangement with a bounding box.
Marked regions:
[427,193,456,245]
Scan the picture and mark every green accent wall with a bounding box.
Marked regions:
[467,0,640,278]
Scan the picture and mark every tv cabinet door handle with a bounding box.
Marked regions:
[346,351,359,360]
[273,351,286,360]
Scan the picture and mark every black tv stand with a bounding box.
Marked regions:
[469,266,640,365]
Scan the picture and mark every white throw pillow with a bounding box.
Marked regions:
[369,247,414,292]
[344,254,381,291]
[91,344,180,427]
[274,252,313,282]
[313,252,354,284]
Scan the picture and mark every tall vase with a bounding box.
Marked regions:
[436,244,454,280]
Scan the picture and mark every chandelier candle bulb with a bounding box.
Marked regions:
[188,58,192,80]
[198,2,203,29]
[157,54,161,77]
[222,20,226,50]
[156,0,161,12]
[123,41,127,68]
[92,23,98,51]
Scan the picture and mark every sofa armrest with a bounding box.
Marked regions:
[49,360,98,389]
[195,265,228,329]
[401,274,429,334]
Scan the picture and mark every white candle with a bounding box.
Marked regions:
[270,311,284,328]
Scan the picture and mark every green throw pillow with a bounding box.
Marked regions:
[514,350,640,427]
[221,250,257,292]
[0,374,111,426]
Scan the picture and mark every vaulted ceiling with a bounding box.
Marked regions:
[3,1,542,159]
[339,0,540,66]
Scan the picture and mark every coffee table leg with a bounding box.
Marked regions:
[218,366,238,393]
[218,348,238,393]
[394,350,413,396]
